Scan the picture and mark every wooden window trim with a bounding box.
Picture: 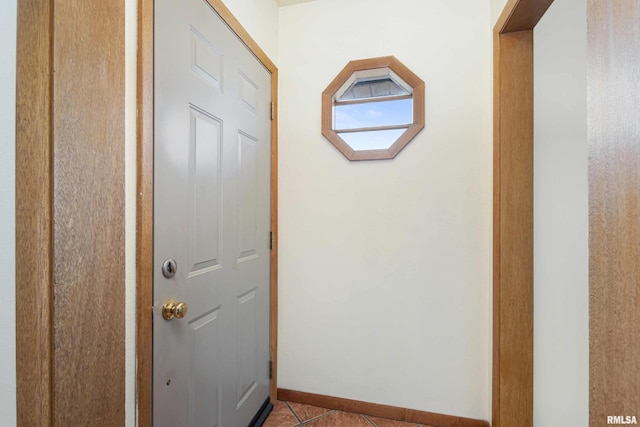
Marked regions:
[321,56,425,161]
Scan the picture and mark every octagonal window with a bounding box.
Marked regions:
[322,56,425,161]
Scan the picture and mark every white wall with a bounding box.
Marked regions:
[491,0,508,29]
[533,0,588,425]
[0,0,17,424]
[125,0,137,425]
[222,0,279,63]
[278,0,492,420]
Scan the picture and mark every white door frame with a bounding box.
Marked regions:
[136,0,279,424]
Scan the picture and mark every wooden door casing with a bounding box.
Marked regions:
[495,1,640,426]
[587,0,640,423]
[16,0,126,425]
[493,1,554,425]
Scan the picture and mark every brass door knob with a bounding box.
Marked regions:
[162,299,188,320]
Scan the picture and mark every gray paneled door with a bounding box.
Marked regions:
[153,0,272,425]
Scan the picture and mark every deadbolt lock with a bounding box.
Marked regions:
[162,299,188,320]
[162,258,177,278]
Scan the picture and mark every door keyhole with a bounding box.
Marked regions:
[162,258,177,278]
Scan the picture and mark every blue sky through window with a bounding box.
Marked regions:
[334,98,412,130]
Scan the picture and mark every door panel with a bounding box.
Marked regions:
[237,288,259,406]
[189,107,223,274]
[154,0,272,425]
[238,132,260,261]
[190,309,221,426]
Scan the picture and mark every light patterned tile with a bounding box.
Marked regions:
[263,400,300,427]
[286,401,333,423]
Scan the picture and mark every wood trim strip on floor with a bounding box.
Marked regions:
[277,389,489,427]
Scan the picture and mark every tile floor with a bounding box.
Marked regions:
[263,401,435,427]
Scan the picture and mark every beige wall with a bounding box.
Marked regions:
[0,0,17,424]
[125,1,137,424]
[533,0,588,425]
[278,0,492,419]
[491,0,508,28]
[222,0,279,62]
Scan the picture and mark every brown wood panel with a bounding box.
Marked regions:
[278,389,489,427]
[492,30,503,427]
[15,0,54,424]
[51,0,126,425]
[492,30,534,427]
[136,0,154,425]
[588,1,640,425]
[270,68,279,403]
[136,0,280,421]
[495,0,555,33]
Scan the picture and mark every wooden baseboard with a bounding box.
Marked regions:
[277,389,489,427]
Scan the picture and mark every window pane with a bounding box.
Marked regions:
[338,129,406,151]
[334,98,413,131]
[338,77,410,101]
